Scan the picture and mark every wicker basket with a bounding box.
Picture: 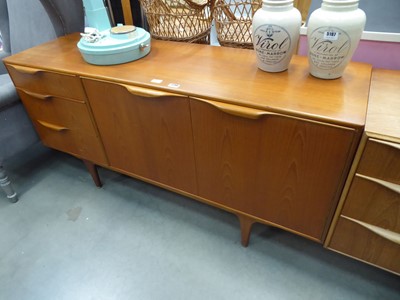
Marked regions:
[213,0,262,49]
[139,0,213,43]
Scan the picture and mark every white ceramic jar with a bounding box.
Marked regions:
[307,0,366,79]
[252,0,301,72]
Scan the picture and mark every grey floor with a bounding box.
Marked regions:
[1,144,399,300]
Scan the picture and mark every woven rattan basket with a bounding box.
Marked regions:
[213,0,262,49]
[139,0,213,43]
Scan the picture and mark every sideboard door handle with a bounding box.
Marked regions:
[356,173,400,195]
[191,97,275,120]
[369,138,400,151]
[23,90,53,100]
[10,65,43,75]
[37,120,69,132]
[124,85,185,98]
[342,216,400,245]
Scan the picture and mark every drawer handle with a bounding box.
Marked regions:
[11,65,43,75]
[356,174,400,195]
[342,216,400,245]
[124,85,185,98]
[369,138,400,151]
[191,97,275,120]
[37,120,69,132]
[23,90,53,100]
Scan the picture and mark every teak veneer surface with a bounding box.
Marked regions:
[326,69,400,275]
[3,33,371,128]
[82,78,198,195]
[189,99,356,240]
[367,69,400,142]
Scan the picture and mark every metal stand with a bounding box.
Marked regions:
[0,165,18,203]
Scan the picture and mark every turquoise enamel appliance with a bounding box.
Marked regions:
[77,0,151,65]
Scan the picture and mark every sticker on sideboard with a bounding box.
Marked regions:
[151,79,163,84]
[168,83,180,88]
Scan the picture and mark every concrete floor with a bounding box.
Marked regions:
[1,144,399,300]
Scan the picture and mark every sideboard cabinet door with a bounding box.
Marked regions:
[190,98,357,241]
[83,78,197,195]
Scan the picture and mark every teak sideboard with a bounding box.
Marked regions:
[5,33,388,269]
[326,69,400,275]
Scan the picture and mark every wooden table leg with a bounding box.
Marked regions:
[82,160,102,187]
[0,166,18,203]
[238,214,256,247]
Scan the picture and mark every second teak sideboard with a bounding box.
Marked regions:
[4,34,371,253]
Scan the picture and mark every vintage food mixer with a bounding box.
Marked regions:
[77,0,151,65]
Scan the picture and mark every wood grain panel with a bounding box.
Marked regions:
[18,89,107,165]
[190,98,356,241]
[3,34,371,128]
[357,139,400,185]
[342,175,400,234]
[83,78,197,194]
[294,0,312,22]
[329,217,400,275]
[367,69,400,142]
[7,65,86,101]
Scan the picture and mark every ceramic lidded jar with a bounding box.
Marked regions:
[252,0,301,72]
[307,0,366,79]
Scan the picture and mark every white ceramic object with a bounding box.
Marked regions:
[307,0,366,79]
[252,0,301,72]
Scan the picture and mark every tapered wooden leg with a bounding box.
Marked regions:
[0,166,18,203]
[82,160,102,187]
[238,214,255,247]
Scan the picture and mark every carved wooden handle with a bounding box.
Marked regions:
[370,138,400,151]
[356,173,400,195]
[192,97,275,120]
[37,120,69,132]
[342,216,400,245]
[23,90,53,100]
[124,85,185,98]
[11,65,43,75]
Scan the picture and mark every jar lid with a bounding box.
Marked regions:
[262,0,293,5]
[322,0,359,9]
[323,0,359,4]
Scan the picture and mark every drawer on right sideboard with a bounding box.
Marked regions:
[328,137,400,275]
[357,139,400,185]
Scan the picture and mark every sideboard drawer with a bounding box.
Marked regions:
[328,137,400,275]
[341,175,400,234]
[357,139,400,185]
[18,89,107,165]
[7,64,86,101]
[330,216,400,274]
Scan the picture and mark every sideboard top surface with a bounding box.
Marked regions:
[4,33,372,127]
[367,69,400,142]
